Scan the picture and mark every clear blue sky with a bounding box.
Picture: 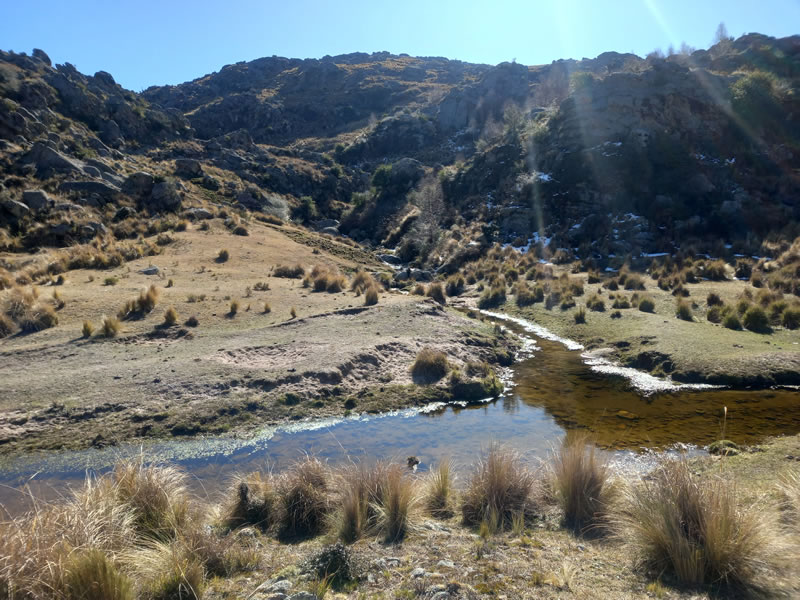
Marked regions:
[2,0,798,91]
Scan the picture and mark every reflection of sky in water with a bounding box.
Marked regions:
[2,314,800,512]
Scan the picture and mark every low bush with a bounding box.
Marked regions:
[217,249,230,263]
[782,307,800,329]
[104,276,119,286]
[724,313,742,330]
[461,444,537,530]
[445,274,466,296]
[185,315,199,327]
[411,347,449,382]
[477,285,506,309]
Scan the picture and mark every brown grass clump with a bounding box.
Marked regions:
[411,283,425,296]
[290,306,297,319]
[229,299,240,316]
[350,270,377,294]
[137,284,160,314]
[275,457,331,539]
[551,434,614,534]
[425,458,454,518]
[102,316,121,337]
[274,264,305,278]
[364,286,379,306]
[224,471,276,532]
[0,313,14,337]
[263,301,271,314]
[19,303,59,332]
[410,347,449,382]
[216,248,229,262]
[638,296,656,313]
[310,266,348,293]
[675,299,693,321]
[426,282,446,305]
[132,540,205,600]
[63,549,134,600]
[618,459,782,593]
[461,444,538,530]
[82,320,95,338]
[112,459,192,541]
[163,306,178,326]
[445,274,465,296]
[374,465,418,542]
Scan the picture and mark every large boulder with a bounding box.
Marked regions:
[22,189,50,211]
[122,171,155,197]
[145,181,182,212]
[174,158,203,178]
[59,180,120,200]
[2,199,30,219]
[23,142,84,177]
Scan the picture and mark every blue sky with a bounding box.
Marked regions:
[2,0,798,91]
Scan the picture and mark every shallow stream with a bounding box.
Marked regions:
[2,313,800,513]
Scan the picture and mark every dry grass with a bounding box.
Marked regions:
[62,549,134,600]
[426,282,446,305]
[410,347,449,382]
[275,457,331,540]
[373,465,418,542]
[364,286,379,306]
[163,306,178,326]
[130,540,205,600]
[82,320,94,338]
[461,444,538,530]
[550,434,614,534]
[0,313,13,337]
[102,315,122,337]
[425,458,454,518]
[618,459,783,593]
[274,264,305,279]
[223,472,276,532]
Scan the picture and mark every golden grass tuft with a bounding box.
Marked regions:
[163,306,178,326]
[103,315,122,337]
[229,299,240,316]
[364,285,379,306]
[617,459,783,592]
[83,320,95,338]
[62,549,134,600]
[550,434,614,534]
[223,472,276,532]
[426,282,446,305]
[410,347,448,382]
[461,444,538,530]
[0,313,14,337]
[425,458,454,518]
[275,457,331,539]
[131,540,205,600]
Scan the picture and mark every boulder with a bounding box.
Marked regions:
[82,165,102,178]
[312,218,339,230]
[146,181,182,212]
[185,207,213,220]
[2,199,30,218]
[114,206,137,221]
[122,172,155,197]
[22,189,50,211]
[24,142,84,176]
[59,180,120,199]
[174,158,203,178]
[320,227,340,236]
[200,175,220,190]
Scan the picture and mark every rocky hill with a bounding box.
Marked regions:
[1,33,799,269]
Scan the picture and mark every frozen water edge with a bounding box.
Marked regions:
[480,310,721,394]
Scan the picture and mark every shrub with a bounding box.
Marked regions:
[63,549,133,600]
[274,264,305,278]
[551,434,613,534]
[638,296,656,313]
[304,542,359,589]
[461,444,537,529]
[515,282,543,306]
[743,306,769,332]
[104,276,119,286]
[723,313,742,330]
[624,274,646,290]
[364,286,379,306]
[102,316,121,337]
[163,306,178,326]
[216,249,230,263]
[445,274,465,296]
[675,300,693,321]
[276,457,330,539]
[229,299,240,316]
[426,282,446,305]
[611,310,622,319]
[410,347,449,382]
[618,459,779,592]
[185,315,199,327]
[477,285,506,309]
[82,320,94,338]
[782,307,800,330]
[232,225,248,236]
[425,458,453,518]
[704,260,728,280]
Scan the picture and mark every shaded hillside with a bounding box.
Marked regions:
[1,34,799,269]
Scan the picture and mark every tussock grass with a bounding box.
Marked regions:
[477,285,506,309]
[618,459,783,593]
[63,549,134,600]
[351,270,377,294]
[373,464,418,542]
[426,282,446,305]
[131,540,205,600]
[102,315,121,337]
[224,472,276,532]
[275,457,331,539]
[425,458,454,518]
[445,274,465,296]
[551,434,614,534]
[83,320,95,338]
[308,266,347,293]
[163,306,178,326]
[216,248,229,263]
[638,296,656,313]
[0,313,14,337]
[274,264,305,279]
[112,459,192,541]
[364,286,379,306]
[229,299,239,316]
[411,283,425,296]
[461,444,538,530]
[410,347,448,382]
[675,299,693,321]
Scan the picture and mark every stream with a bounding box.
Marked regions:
[2,313,800,513]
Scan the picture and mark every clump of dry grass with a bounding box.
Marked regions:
[410,347,449,382]
[102,315,121,337]
[112,459,192,541]
[0,313,14,337]
[223,472,276,532]
[374,465,418,542]
[351,270,377,294]
[618,459,783,593]
[263,301,271,314]
[308,265,348,293]
[411,283,425,296]
[461,444,538,530]
[425,458,454,518]
[290,306,297,319]
[364,286,379,306]
[62,549,134,600]
[83,320,95,338]
[426,282,446,305]
[163,306,178,326]
[550,434,614,534]
[216,248,230,262]
[131,540,205,600]
[274,264,305,279]
[229,299,240,316]
[275,457,331,539]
